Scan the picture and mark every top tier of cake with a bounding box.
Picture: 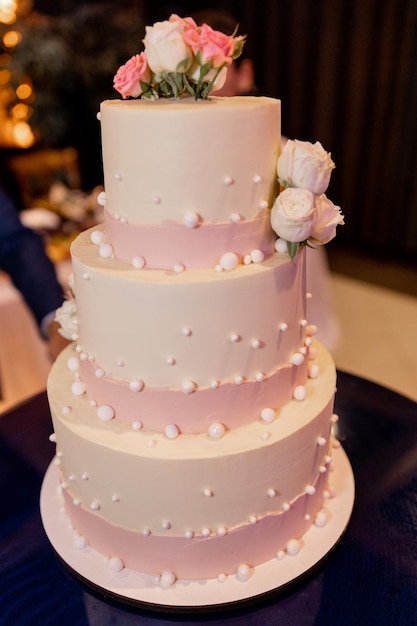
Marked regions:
[100,96,281,270]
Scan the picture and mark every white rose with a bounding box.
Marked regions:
[271,187,316,243]
[55,298,78,341]
[277,139,335,195]
[310,193,344,245]
[187,63,227,91]
[143,20,192,74]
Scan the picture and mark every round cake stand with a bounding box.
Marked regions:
[40,445,354,612]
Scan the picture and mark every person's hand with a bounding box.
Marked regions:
[47,320,71,361]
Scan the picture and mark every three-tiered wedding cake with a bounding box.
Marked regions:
[46,14,345,589]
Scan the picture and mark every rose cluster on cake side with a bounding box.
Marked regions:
[271,140,345,259]
[113,13,245,100]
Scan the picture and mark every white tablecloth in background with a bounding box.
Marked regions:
[0,261,71,413]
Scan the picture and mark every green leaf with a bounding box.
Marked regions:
[287,241,300,260]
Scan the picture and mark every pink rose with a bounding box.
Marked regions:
[184,23,239,68]
[169,13,198,33]
[113,52,150,99]
[310,194,344,245]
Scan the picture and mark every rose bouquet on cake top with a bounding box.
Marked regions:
[271,140,344,259]
[113,14,245,100]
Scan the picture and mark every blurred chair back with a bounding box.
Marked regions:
[7,147,80,208]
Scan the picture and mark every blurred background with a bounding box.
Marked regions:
[0,0,416,408]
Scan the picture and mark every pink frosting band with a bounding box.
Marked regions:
[104,209,276,269]
[79,356,308,434]
[62,469,328,580]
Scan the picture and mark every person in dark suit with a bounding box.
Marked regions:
[0,185,68,359]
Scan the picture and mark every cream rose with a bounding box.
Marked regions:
[143,18,192,74]
[187,63,227,91]
[55,297,78,341]
[310,193,344,245]
[271,187,316,243]
[277,139,335,195]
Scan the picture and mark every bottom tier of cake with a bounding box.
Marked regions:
[47,341,337,582]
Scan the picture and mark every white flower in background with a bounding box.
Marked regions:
[277,139,335,195]
[310,194,344,245]
[271,187,317,243]
[55,297,78,341]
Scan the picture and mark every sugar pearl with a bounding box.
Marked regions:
[279,322,288,332]
[131,421,143,431]
[260,407,275,423]
[67,357,79,372]
[219,252,239,271]
[236,563,251,582]
[315,510,328,528]
[90,230,104,246]
[253,174,262,184]
[208,422,225,439]
[165,424,179,439]
[308,358,318,372]
[293,385,307,401]
[71,381,86,396]
[223,176,234,186]
[99,243,113,258]
[132,256,146,269]
[181,380,196,394]
[74,535,88,550]
[286,539,301,556]
[275,238,288,254]
[129,379,144,392]
[97,405,115,421]
[305,485,316,495]
[173,263,185,273]
[152,196,162,204]
[160,571,176,589]
[95,368,104,379]
[183,211,200,228]
[108,557,124,573]
[230,213,241,223]
[290,352,305,366]
[97,191,106,206]
[250,249,264,263]
[114,172,122,181]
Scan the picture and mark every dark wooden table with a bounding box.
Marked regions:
[1,372,416,625]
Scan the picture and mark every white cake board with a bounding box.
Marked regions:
[40,446,354,612]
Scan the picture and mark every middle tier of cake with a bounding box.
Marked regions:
[69,227,314,433]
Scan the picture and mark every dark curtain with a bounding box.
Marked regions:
[144,0,417,263]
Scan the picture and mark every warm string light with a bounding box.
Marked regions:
[0,0,18,25]
[0,0,35,147]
